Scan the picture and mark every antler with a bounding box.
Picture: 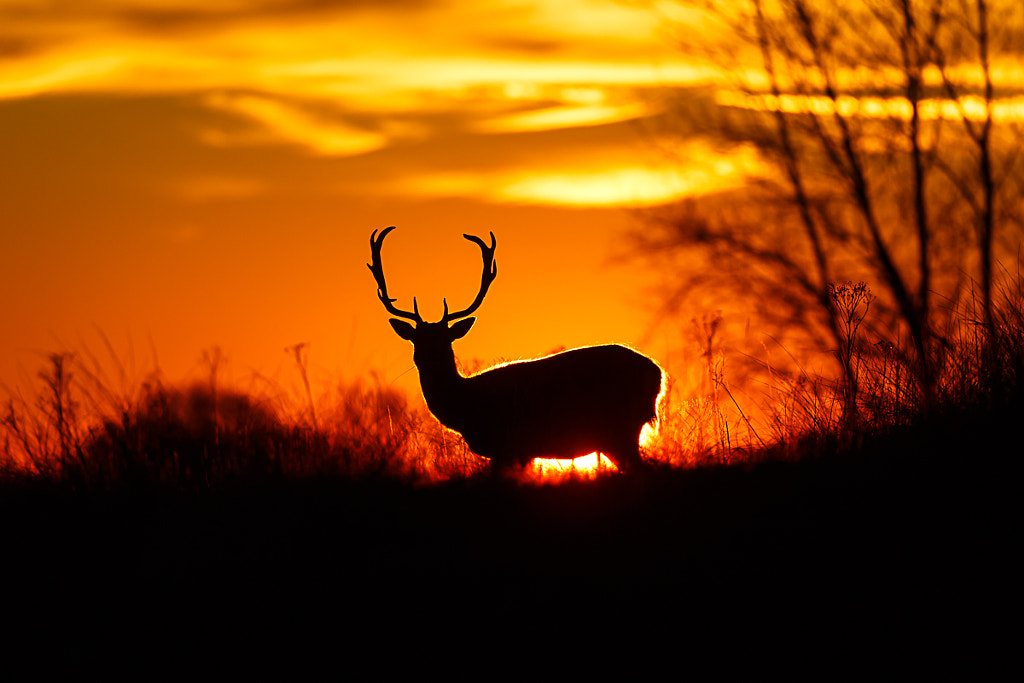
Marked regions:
[367,226,422,323]
[443,232,497,323]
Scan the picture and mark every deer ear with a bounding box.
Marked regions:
[448,317,476,340]
[389,319,417,341]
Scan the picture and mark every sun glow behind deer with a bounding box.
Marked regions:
[525,429,659,481]
[525,420,659,480]
[528,453,607,479]
[514,412,661,480]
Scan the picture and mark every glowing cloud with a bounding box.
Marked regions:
[475,101,653,134]
[388,142,765,207]
[202,92,389,156]
[0,1,711,99]
[0,53,127,99]
[496,166,715,207]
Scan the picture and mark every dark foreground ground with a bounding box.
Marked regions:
[1,409,1016,675]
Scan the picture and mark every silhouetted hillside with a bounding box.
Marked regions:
[2,400,1015,674]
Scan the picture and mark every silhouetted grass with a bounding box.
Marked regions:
[1,355,489,490]
[3,271,1022,487]
[641,270,1024,467]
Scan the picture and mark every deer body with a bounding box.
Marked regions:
[369,227,662,474]
[418,340,660,470]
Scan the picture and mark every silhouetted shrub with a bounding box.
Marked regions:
[1,360,478,490]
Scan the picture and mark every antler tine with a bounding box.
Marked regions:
[367,226,421,322]
[444,231,497,322]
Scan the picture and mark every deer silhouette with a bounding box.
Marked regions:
[368,226,663,474]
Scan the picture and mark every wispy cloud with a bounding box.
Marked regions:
[0,0,729,207]
[201,92,391,156]
[379,141,766,207]
[0,1,701,95]
[0,0,711,163]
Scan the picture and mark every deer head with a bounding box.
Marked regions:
[367,226,496,369]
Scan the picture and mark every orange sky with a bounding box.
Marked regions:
[2,0,751,404]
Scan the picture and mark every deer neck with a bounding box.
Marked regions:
[414,344,469,424]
